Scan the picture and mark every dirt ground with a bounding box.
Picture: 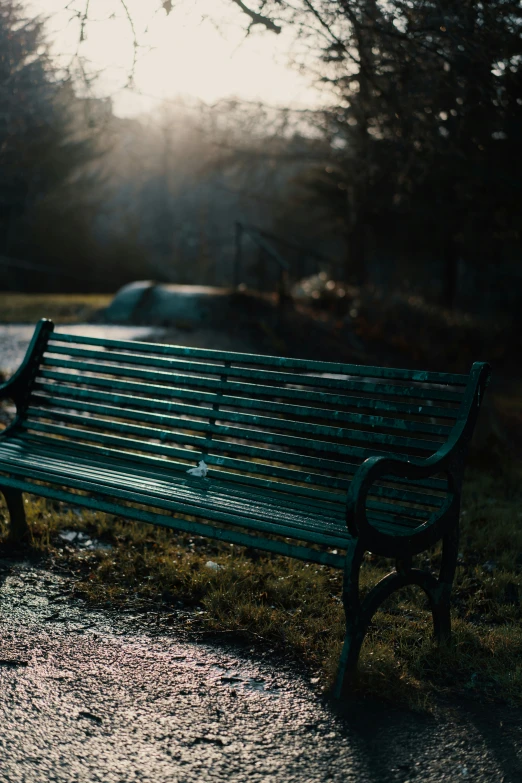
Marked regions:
[1,557,521,783]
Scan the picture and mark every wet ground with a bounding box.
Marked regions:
[1,558,521,783]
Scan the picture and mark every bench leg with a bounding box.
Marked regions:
[334,540,366,699]
[431,525,459,645]
[1,488,29,544]
[334,527,459,699]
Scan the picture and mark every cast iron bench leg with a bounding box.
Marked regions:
[1,488,29,544]
[432,524,459,644]
[334,525,459,699]
[334,540,366,699]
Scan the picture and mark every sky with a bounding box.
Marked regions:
[25,0,325,117]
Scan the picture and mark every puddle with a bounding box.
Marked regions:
[210,664,281,696]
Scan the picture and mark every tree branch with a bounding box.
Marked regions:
[302,0,344,48]
[119,0,139,86]
[230,0,282,34]
[80,0,90,42]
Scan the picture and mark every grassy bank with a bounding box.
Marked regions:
[1,460,520,710]
[0,293,111,324]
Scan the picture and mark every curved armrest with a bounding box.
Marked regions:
[346,361,491,545]
[346,450,455,540]
[0,319,54,406]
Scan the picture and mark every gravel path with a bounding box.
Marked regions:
[1,559,521,783]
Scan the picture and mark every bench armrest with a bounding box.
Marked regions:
[346,361,491,550]
[0,319,54,407]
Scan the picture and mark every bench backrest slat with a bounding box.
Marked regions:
[47,333,469,386]
[46,343,467,400]
[36,371,461,421]
[27,399,445,455]
[20,417,448,504]
[41,356,465,403]
[13,331,477,511]
[22,416,428,471]
[33,382,454,437]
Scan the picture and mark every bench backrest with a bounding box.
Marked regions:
[9,324,483,516]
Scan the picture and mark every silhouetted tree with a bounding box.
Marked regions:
[245,0,522,308]
[0,1,104,289]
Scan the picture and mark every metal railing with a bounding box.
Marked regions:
[233,221,329,303]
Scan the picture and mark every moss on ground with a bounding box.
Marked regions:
[1,461,520,710]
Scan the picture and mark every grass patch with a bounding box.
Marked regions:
[0,293,112,323]
[1,461,520,709]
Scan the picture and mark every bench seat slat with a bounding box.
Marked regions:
[0,444,432,546]
[38,370,460,420]
[32,383,454,437]
[0,474,347,568]
[0,458,346,540]
[27,401,444,454]
[0,452,353,547]
[1,438,436,526]
[1,434,346,506]
[364,506,428,528]
[18,420,449,493]
[0,438,345,520]
[41,357,465,403]
[2,435,445,510]
[48,333,469,386]
[363,516,423,537]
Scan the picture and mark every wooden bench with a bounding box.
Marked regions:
[0,319,490,696]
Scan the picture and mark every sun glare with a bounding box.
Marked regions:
[25,0,323,116]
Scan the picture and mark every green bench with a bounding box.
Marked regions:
[0,319,490,697]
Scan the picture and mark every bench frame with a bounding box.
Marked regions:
[0,320,491,698]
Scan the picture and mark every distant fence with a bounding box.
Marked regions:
[233,222,330,301]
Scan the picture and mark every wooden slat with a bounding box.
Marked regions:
[0,450,349,537]
[16,416,451,493]
[41,452,341,519]
[1,438,436,527]
[367,514,424,537]
[32,383,454,437]
[37,370,462,420]
[24,407,442,469]
[48,332,469,386]
[1,444,434,543]
[41,356,465,403]
[0,434,342,506]
[0,473,346,568]
[1,433,446,506]
[46,344,468,402]
[27,400,444,454]
[0,458,350,547]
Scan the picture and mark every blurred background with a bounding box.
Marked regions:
[0,0,521,387]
